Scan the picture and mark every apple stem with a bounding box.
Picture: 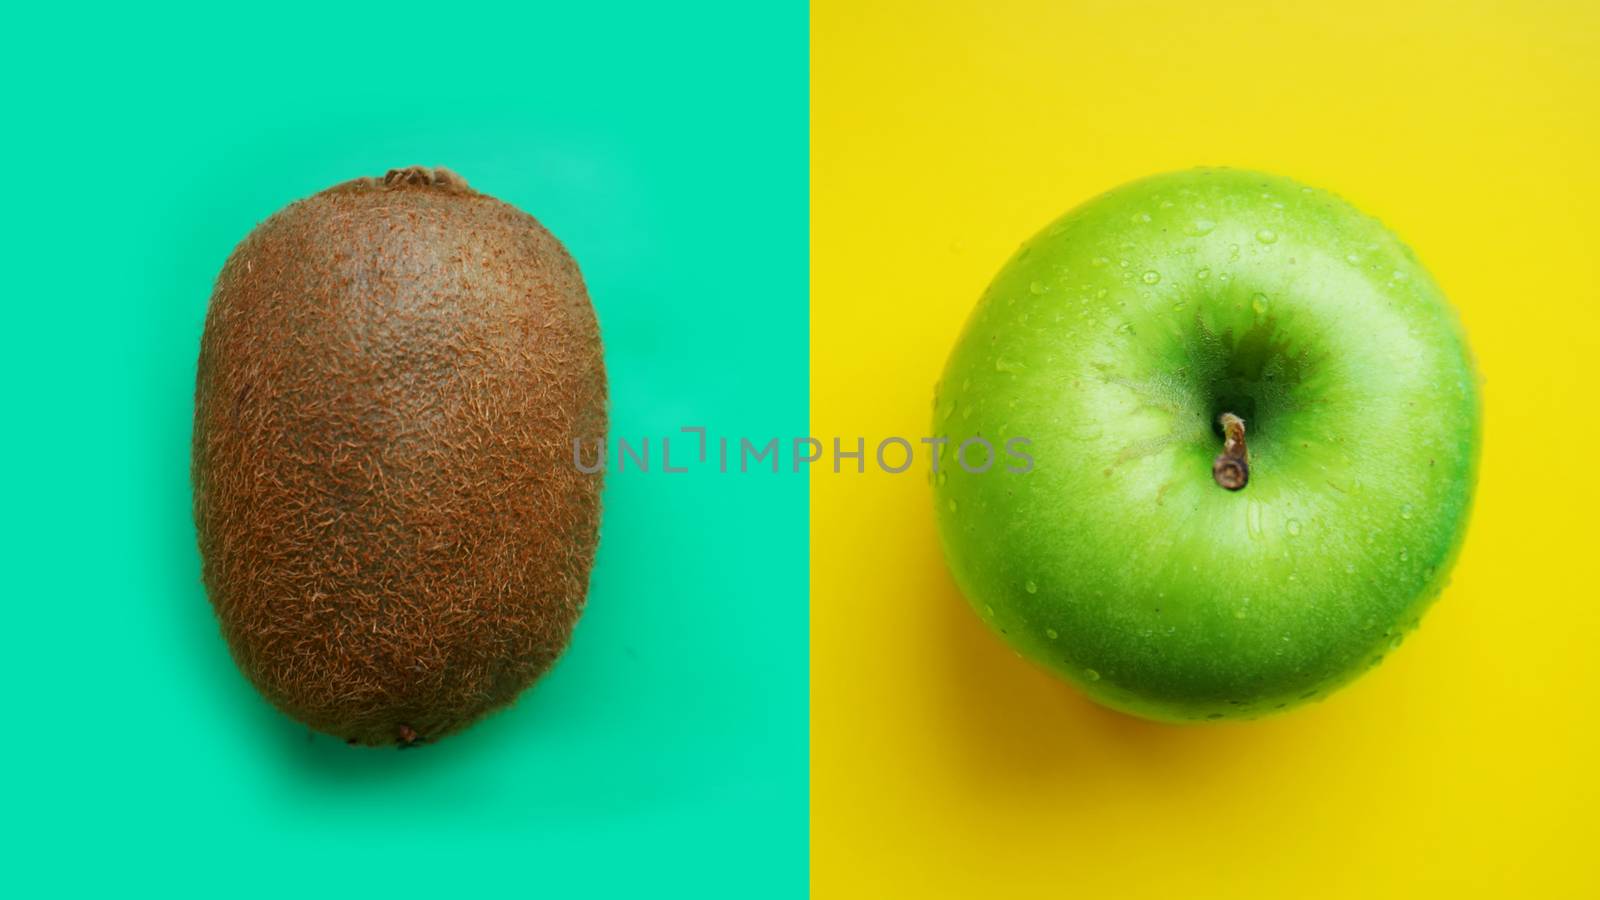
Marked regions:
[1212,413,1249,490]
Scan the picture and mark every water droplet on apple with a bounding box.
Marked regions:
[1084,669,1101,681]
[1184,218,1216,236]
[1251,293,1270,315]
[1255,228,1278,244]
[1029,280,1046,295]
[1195,266,1210,280]
[1118,258,1131,268]
[937,470,947,486]
[1399,549,1409,561]
[1045,628,1058,639]
[1091,256,1109,267]
[1141,270,1161,285]
[995,356,1024,374]
[937,398,955,421]
[1171,299,1187,312]
[1132,212,1152,223]
[1025,580,1038,594]
[1246,499,1265,540]
[1286,518,1302,536]
[1345,253,1360,265]
[948,499,959,512]
[1391,269,1408,281]
[1400,504,1413,519]
[983,604,993,617]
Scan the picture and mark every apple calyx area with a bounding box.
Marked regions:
[1211,412,1250,491]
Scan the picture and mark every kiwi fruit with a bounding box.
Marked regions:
[192,166,606,747]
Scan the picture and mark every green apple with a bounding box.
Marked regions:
[933,169,1480,722]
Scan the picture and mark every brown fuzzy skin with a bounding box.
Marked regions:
[192,167,606,747]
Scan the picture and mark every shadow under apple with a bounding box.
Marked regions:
[925,535,1322,801]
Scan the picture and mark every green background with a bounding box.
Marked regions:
[5,3,807,894]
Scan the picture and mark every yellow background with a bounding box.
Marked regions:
[810,2,1599,897]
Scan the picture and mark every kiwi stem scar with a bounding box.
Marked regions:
[1212,412,1250,490]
